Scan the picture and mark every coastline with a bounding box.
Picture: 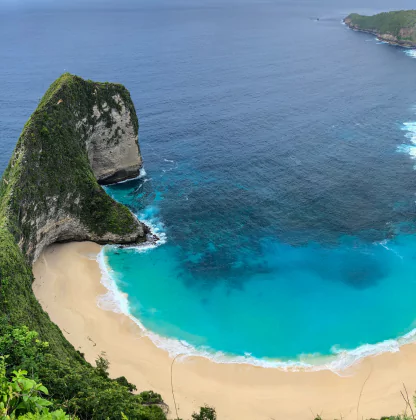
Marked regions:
[33,241,416,420]
[343,19,416,48]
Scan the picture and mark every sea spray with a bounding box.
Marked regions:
[398,121,416,168]
[404,50,416,58]
[106,167,147,185]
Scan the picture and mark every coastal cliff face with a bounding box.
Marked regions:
[344,11,416,48]
[85,93,143,185]
[0,73,146,264]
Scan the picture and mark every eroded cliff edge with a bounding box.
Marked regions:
[344,10,416,48]
[0,73,146,263]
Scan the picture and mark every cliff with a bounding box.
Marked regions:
[344,10,416,47]
[0,73,146,264]
[0,73,146,354]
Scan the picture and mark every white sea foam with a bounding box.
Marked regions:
[107,167,147,185]
[161,159,178,174]
[96,212,167,312]
[97,250,130,314]
[397,121,416,167]
[404,50,416,58]
[123,211,167,252]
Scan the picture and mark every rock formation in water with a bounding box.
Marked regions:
[344,10,416,48]
[0,73,146,264]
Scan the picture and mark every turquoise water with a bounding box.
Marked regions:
[102,230,416,366]
[102,163,416,368]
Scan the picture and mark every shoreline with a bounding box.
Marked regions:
[96,245,416,373]
[343,20,416,49]
[33,241,416,420]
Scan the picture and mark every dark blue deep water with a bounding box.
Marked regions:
[4,0,416,368]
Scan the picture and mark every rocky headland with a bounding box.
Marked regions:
[344,10,416,48]
[0,73,150,357]
[1,73,147,264]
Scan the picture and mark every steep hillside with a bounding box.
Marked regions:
[0,73,146,372]
[344,10,416,47]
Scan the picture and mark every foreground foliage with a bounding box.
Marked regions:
[0,356,67,419]
[0,324,166,420]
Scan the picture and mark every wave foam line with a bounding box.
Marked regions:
[404,50,416,58]
[108,167,147,185]
[121,211,167,253]
[96,247,416,375]
[397,121,416,168]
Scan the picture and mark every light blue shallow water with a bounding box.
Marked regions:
[4,0,416,369]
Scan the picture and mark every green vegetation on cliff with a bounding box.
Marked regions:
[0,324,166,419]
[0,74,164,419]
[1,73,143,261]
[345,10,416,46]
[0,73,145,354]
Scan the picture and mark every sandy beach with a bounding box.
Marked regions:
[32,241,416,420]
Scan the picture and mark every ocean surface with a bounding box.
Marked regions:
[3,0,416,370]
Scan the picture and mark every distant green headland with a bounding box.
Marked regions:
[344,10,416,47]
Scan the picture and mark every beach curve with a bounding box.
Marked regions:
[32,241,416,420]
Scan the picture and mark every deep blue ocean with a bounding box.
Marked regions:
[3,0,416,369]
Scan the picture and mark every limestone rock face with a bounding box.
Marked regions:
[85,94,143,185]
[0,73,147,263]
[27,196,145,263]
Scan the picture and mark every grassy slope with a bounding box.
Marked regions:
[346,10,416,43]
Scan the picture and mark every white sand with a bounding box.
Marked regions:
[32,241,416,420]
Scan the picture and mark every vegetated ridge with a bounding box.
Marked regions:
[344,10,416,47]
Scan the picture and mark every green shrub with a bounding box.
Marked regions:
[191,406,216,420]
[0,356,54,418]
[0,324,167,420]
[17,409,71,420]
